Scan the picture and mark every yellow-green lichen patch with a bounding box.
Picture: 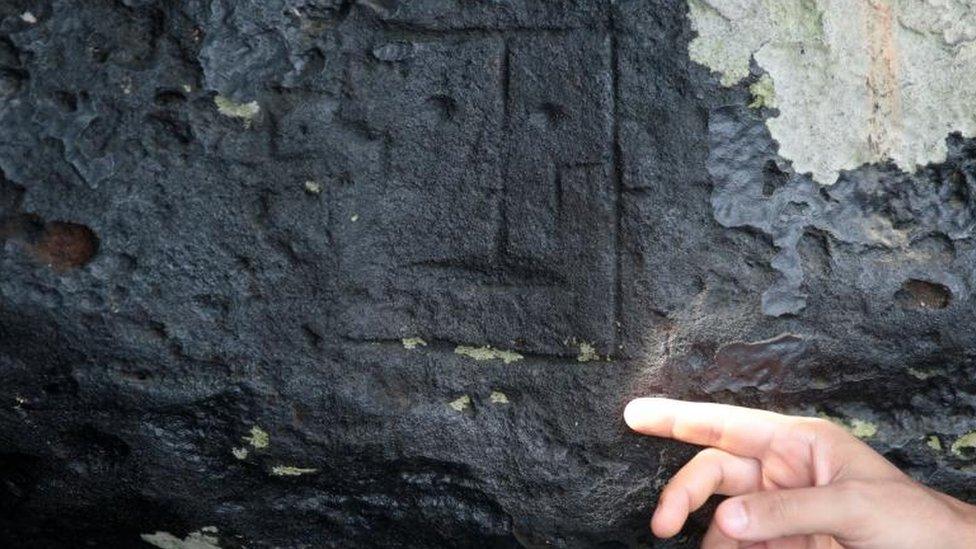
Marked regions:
[454,345,523,364]
[819,413,877,439]
[448,394,471,412]
[907,367,937,380]
[271,465,319,476]
[243,426,269,449]
[231,447,249,460]
[848,419,878,439]
[749,74,776,109]
[214,95,260,124]
[141,527,221,549]
[402,337,427,350]
[951,432,976,458]
[304,180,322,195]
[489,391,509,404]
[577,342,599,363]
[927,435,943,452]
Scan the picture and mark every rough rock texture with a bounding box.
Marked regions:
[2,1,976,547]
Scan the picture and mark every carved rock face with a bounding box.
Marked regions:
[2,1,976,547]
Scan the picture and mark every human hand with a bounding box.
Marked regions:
[624,398,976,548]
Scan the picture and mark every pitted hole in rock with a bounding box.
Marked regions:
[0,169,25,215]
[761,159,789,197]
[530,102,568,130]
[51,90,78,112]
[895,279,951,311]
[60,426,132,476]
[798,228,833,278]
[944,169,971,208]
[30,221,99,271]
[300,48,326,76]
[424,94,457,123]
[147,111,192,146]
[0,68,27,97]
[153,88,186,106]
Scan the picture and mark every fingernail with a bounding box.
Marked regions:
[623,398,658,428]
[723,501,749,534]
[622,399,643,427]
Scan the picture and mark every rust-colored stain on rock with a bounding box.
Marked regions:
[865,0,902,158]
[30,222,98,271]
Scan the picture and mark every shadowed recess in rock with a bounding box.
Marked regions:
[1,215,98,271]
[895,279,951,311]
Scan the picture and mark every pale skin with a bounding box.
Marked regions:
[623,398,976,548]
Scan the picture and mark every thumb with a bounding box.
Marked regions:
[714,483,867,542]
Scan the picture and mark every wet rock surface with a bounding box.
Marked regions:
[2,1,976,547]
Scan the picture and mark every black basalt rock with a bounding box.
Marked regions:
[2,1,976,547]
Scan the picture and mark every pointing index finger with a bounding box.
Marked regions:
[623,398,790,458]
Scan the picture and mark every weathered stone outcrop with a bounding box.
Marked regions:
[3,1,976,547]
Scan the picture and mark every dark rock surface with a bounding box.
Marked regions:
[2,1,976,547]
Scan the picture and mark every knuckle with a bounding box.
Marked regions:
[767,491,798,523]
[659,479,691,504]
[804,416,834,430]
[835,479,871,504]
[697,447,725,462]
[658,483,679,503]
[832,480,875,531]
[834,478,864,491]
[659,483,693,514]
[743,491,796,530]
[803,416,839,434]
[799,417,848,441]
[698,423,724,447]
